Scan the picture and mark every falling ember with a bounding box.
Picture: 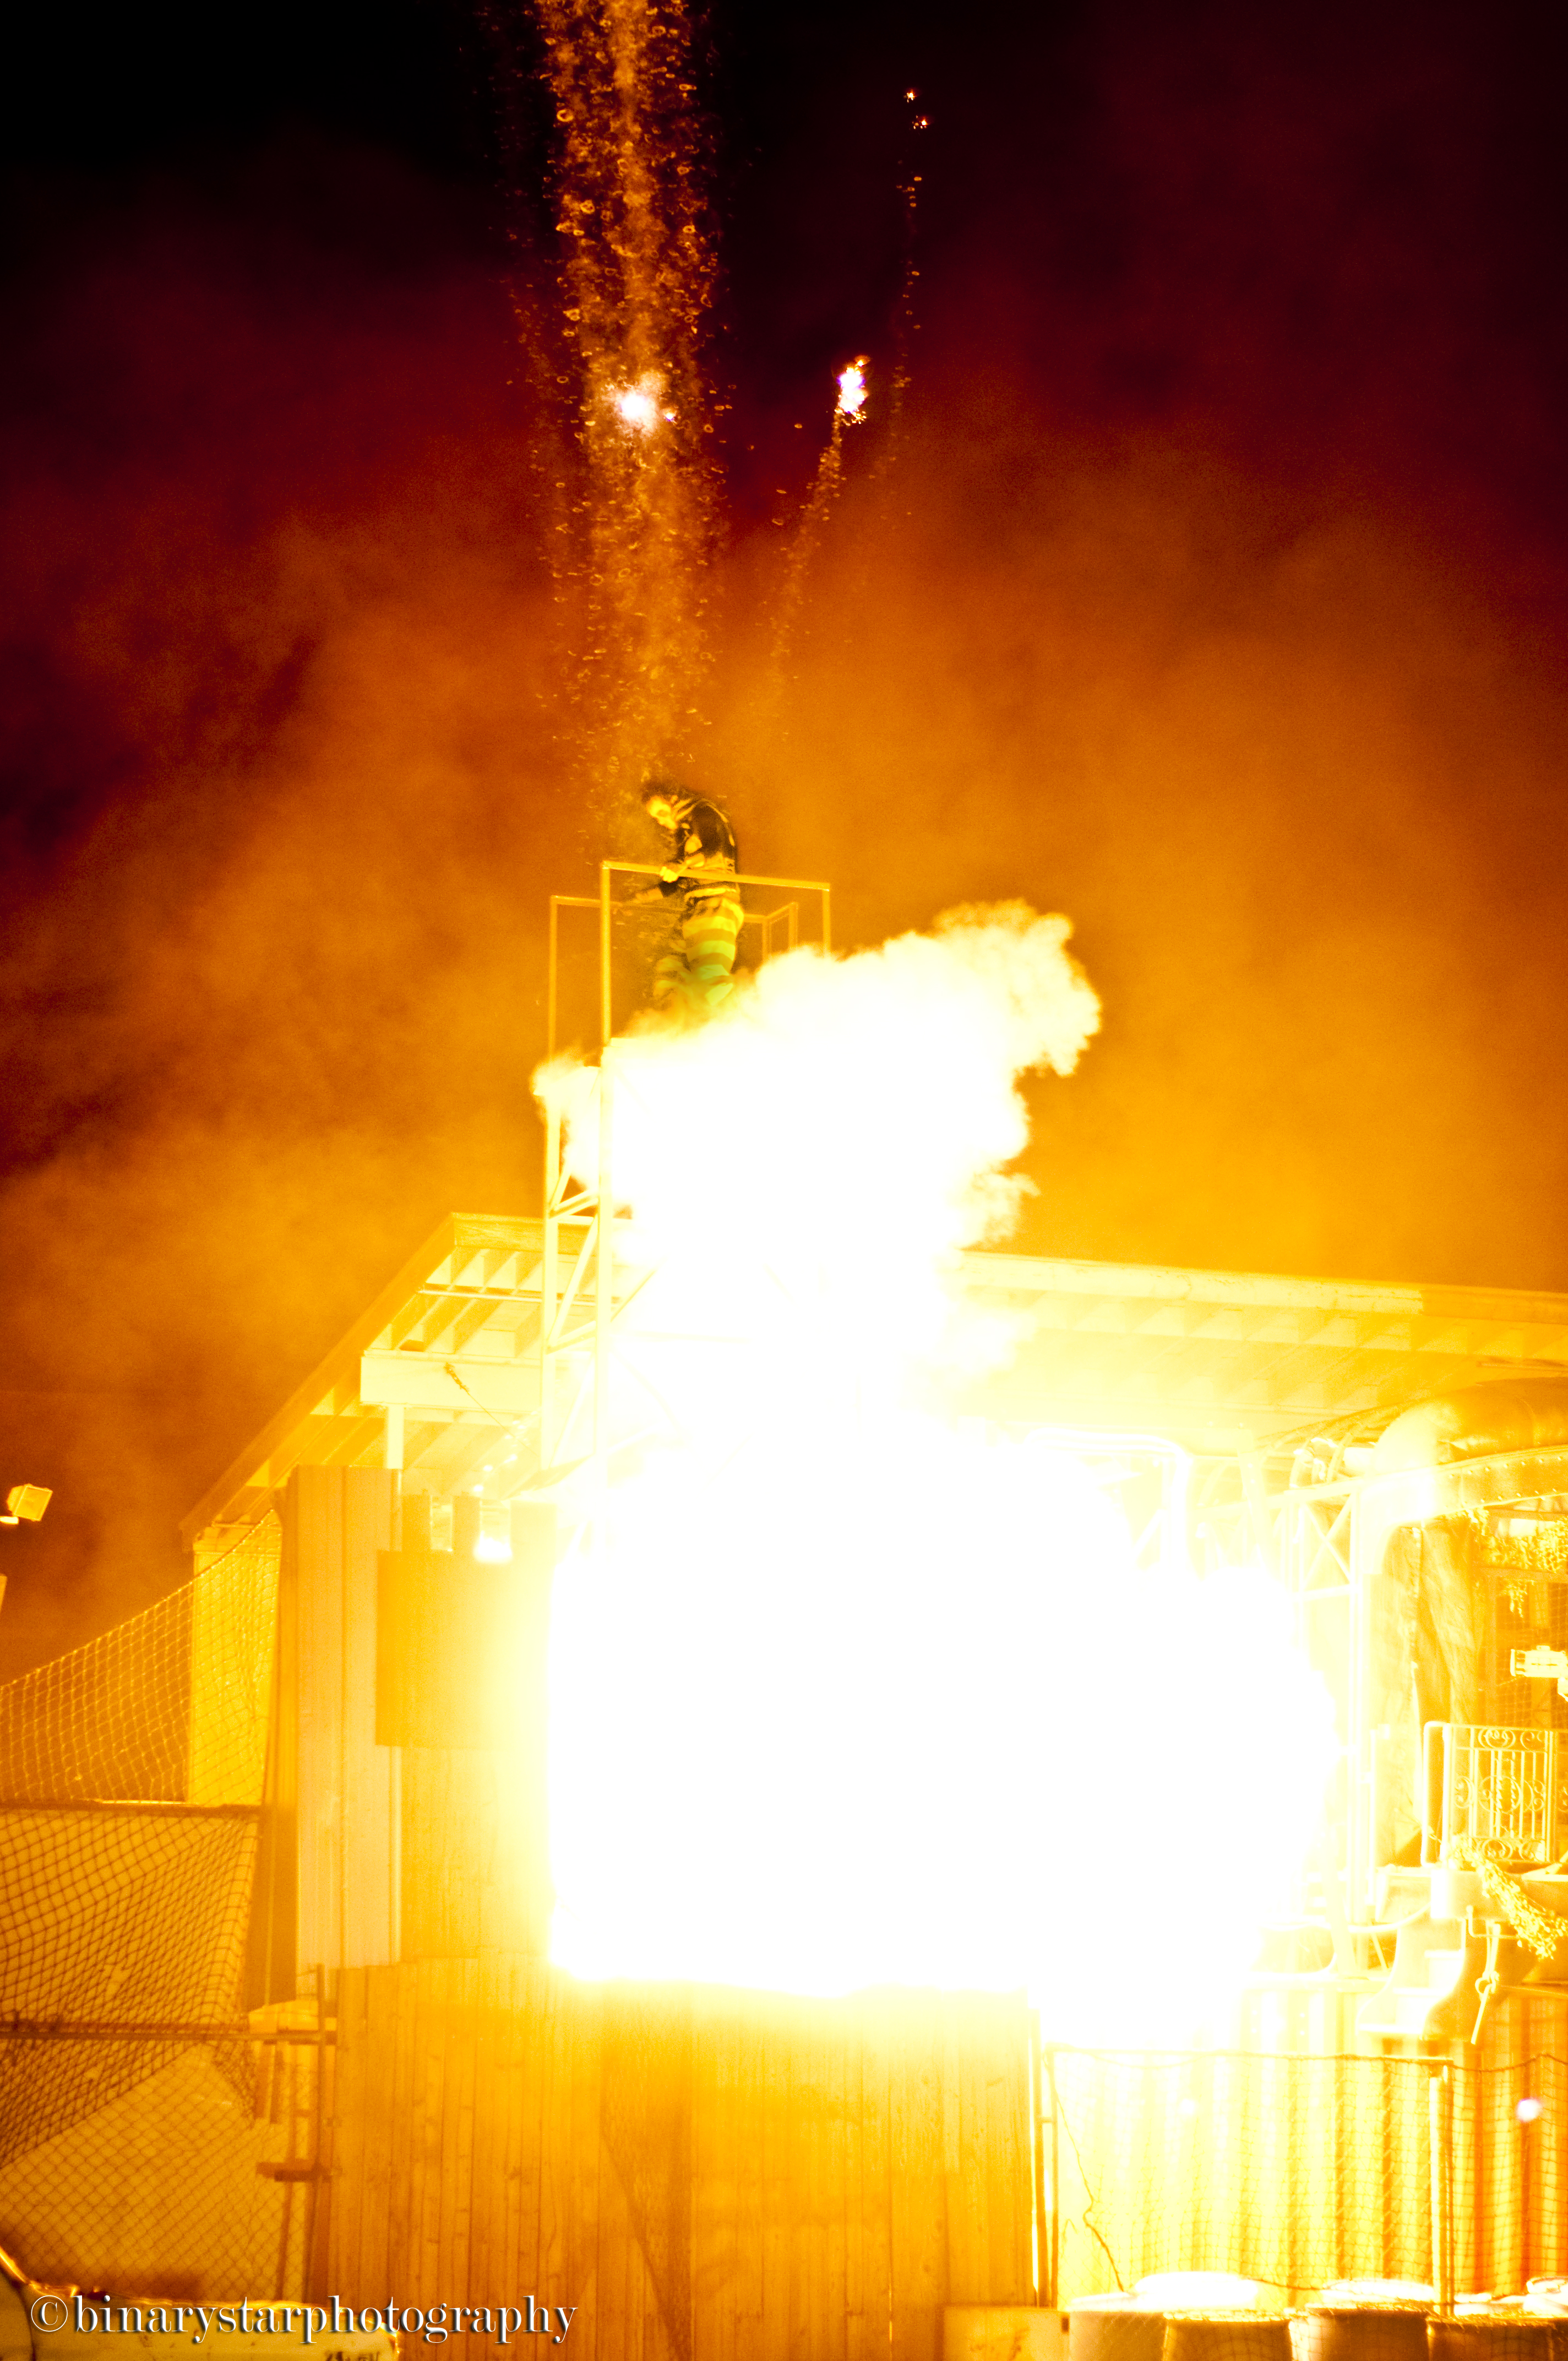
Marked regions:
[836,356,869,422]
[764,355,871,701]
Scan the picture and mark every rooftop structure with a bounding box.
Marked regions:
[181,1214,1568,1558]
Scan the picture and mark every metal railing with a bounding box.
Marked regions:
[1425,1721,1562,1865]
[538,861,831,1486]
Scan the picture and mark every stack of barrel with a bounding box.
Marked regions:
[1069,2277,1568,2361]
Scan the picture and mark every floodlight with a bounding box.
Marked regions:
[2,1485,51,1526]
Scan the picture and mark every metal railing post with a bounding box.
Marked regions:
[1430,2060,1455,2313]
[594,1057,613,1502]
[541,1103,560,1465]
[540,860,830,1499]
[599,861,614,1052]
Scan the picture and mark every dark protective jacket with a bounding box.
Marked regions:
[656,797,739,902]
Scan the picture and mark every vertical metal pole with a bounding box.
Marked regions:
[303,1960,328,2299]
[1347,1486,1369,1920]
[542,1103,560,1466]
[389,1744,401,1965]
[592,864,615,1512]
[547,894,560,1061]
[1520,2053,1533,2287]
[1431,2060,1455,2312]
[541,886,567,1472]
[1046,2044,1060,2310]
[599,861,613,1052]
[1029,2016,1049,2308]
[388,1465,403,1971]
[594,1058,613,1497]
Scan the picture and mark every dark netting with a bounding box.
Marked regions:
[0,1588,191,1802]
[1051,2048,1568,2304]
[0,1801,258,2164]
[600,1984,693,2361]
[0,1516,279,1807]
[0,1519,291,2294]
[0,2020,325,2297]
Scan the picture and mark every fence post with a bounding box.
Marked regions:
[1430,2061,1454,2313]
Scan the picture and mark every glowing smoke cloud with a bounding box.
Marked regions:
[541,903,1099,1390]
[536,908,1335,2037]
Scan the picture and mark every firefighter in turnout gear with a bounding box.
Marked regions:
[638,779,744,1019]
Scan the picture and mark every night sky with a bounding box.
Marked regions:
[3,0,1568,1667]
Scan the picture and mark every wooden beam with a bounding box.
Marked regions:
[180,1219,459,1551]
[360,1353,540,1415]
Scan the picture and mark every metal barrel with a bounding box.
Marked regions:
[1290,2308,1431,2361]
[1069,2300,1168,2361]
[1162,2313,1293,2361]
[1427,2322,1557,2361]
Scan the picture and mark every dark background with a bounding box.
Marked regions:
[3,0,1567,1667]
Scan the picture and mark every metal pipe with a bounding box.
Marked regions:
[1348,1484,1370,1919]
[600,858,832,897]
[1430,2061,1455,2313]
[541,1107,560,1464]
[1028,2019,1049,2308]
[303,1961,328,2299]
[1046,2043,1060,2310]
[547,895,560,1060]
[599,862,613,1049]
[594,1060,613,1499]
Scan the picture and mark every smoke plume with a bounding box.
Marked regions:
[537,901,1101,1400]
[535,907,1333,2032]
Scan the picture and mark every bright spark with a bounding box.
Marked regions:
[609,372,672,436]
[836,357,869,423]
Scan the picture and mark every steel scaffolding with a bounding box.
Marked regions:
[538,859,831,1492]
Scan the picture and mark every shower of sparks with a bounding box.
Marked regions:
[536,0,717,801]
[836,358,869,423]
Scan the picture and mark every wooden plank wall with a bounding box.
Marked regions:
[325,1960,1036,2361]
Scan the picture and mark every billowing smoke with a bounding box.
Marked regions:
[535,906,1333,2038]
[539,902,1099,1402]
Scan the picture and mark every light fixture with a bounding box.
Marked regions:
[2,1485,51,1527]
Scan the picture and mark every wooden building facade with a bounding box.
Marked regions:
[7,1217,1568,2317]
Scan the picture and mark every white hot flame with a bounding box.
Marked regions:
[608,371,673,436]
[531,905,1335,2041]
